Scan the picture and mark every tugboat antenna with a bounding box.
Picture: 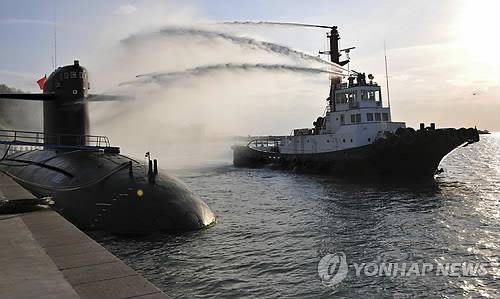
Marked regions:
[340,47,356,75]
[384,41,391,108]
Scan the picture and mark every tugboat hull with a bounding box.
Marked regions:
[233,127,479,177]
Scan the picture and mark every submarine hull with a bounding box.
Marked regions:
[0,149,215,234]
[233,127,480,177]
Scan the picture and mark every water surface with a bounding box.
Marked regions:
[94,134,500,298]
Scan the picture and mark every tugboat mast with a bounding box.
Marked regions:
[319,26,351,112]
[384,41,391,108]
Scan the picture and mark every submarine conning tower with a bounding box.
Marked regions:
[43,60,90,147]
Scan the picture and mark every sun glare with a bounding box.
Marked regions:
[457,0,500,83]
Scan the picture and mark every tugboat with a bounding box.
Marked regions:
[232,26,479,177]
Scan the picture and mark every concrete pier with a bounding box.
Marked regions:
[0,173,169,299]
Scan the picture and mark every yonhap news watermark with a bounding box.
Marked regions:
[318,252,495,288]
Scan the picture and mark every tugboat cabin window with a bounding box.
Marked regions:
[348,93,355,101]
[348,93,359,108]
[335,93,348,104]
[64,72,69,79]
[367,91,379,101]
[360,91,366,101]
[367,113,374,121]
[375,113,381,121]
[351,114,361,123]
[70,72,77,79]
[382,113,389,121]
[340,114,345,124]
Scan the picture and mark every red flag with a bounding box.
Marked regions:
[36,75,47,90]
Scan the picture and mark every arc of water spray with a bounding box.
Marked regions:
[121,27,345,70]
[217,21,354,71]
[221,21,333,29]
[120,63,344,86]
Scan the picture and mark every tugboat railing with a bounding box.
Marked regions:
[247,136,285,152]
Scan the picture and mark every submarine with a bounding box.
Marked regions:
[0,60,216,234]
[232,25,480,177]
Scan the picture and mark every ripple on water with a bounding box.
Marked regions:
[94,134,500,298]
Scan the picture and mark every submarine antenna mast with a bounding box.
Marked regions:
[53,0,57,68]
[384,41,391,108]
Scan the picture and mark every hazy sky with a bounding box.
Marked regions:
[0,0,499,137]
